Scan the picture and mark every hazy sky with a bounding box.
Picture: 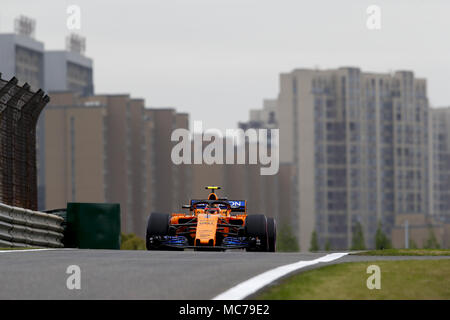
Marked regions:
[1,0,449,131]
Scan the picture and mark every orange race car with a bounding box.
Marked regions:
[145,186,276,252]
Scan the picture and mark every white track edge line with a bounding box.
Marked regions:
[212,252,349,300]
[0,248,64,253]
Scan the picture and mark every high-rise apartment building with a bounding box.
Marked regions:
[38,36,94,209]
[44,50,94,96]
[238,100,282,223]
[44,33,93,96]
[277,67,430,250]
[430,107,450,220]
[174,113,191,209]
[145,109,191,214]
[0,26,44,90]
[0,18,95,211]
[0,21,93,96]
[240,99,278,131]
[0,22,48,208]
[42,93,168,237]
[43,95,107,210]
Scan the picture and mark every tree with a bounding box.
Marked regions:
[276,223,300,252]
[423,226,440,249]
[325,239,332,251]
[121,233,146,250]
[309,230,319,252]
[375,222,392,250]
[351,222,366,250]
[409,239,418,249]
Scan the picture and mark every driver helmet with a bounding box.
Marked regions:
[207,203,220,213]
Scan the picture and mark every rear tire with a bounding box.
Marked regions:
[146,213,170,250]
[245,214,268,251]
[267,217,276,252]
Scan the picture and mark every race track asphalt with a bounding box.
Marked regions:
[0,249,448,299]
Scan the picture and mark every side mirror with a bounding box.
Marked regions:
[182,204,191,209]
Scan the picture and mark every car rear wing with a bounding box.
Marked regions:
[189,199,246,213]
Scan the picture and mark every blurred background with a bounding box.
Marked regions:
[0,0,449,251]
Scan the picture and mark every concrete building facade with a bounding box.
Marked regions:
[44,50,94,96]
[42,93,169,237]
[277,67,430,250]
[430,107,450,220]
[0,31,48,209]
[145,109,191,214]
[0,26,95,212]
[238,100,281,223]
[43,101,107,209]
[0,33,44,91]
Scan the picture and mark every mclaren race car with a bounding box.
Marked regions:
[145,186,276,252]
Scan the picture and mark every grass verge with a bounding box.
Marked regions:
[354,249,450,256]
[257,260,450,300]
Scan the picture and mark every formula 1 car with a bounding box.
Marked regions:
[145,186,276,252]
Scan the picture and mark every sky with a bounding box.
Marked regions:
[1,0,450,132]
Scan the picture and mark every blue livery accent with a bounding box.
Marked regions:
[222,237,248,248]
[228,200,246,212]
[161,236,188,246]
[228,200,245,208]
[190,199,246,212]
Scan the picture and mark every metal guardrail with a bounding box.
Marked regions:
[0,202,64,248]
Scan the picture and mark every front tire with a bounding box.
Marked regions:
[146,213,170,250]
[245,214,268,251]
[267,217,276,252]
